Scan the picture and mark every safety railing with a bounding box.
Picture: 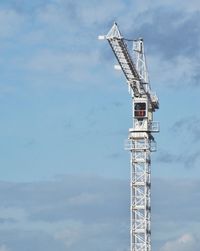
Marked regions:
[148,121,160,132]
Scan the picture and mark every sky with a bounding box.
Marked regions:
[0,0,200,250]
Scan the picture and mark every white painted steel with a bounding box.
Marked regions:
[98,35,106,40]
[103,23,159,251]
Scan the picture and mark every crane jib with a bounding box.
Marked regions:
[107,36,159,109]
[107,38,140,81]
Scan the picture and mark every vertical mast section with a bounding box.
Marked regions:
[100,23,159,251]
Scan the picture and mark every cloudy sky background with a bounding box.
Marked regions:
[0,0,200,250]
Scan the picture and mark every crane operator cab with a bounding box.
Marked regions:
[134,102,146,118]
[134,98,151,132]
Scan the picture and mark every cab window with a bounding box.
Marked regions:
[134,102,146,117]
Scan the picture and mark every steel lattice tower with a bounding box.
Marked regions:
[99,23,159,251]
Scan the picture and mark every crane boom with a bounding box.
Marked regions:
[106,23,140,81]
[105,23,159,110]
[106,23,141,96]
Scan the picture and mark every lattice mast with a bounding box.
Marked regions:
[99,23,159,251]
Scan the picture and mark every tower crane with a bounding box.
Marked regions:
[99,23,159,251]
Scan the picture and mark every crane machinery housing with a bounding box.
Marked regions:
[99,23,159,251]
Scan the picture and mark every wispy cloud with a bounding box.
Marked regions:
[159,233,199,251]
[0,8,24,39]
[156,150,180,164]
[0,1,199,250]
[0,245,10,251]
[135,9,200,60]
[0,0,199,90]
[156,149,200,169]
[172,116,200,142]
[0,176,129,251]
[0,176,199,250]
[156,116,200,169]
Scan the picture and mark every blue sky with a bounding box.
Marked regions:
[0,0,200,250]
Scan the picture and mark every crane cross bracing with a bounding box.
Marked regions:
[105,23,159,110]
[106,23,140,80]
[100,22,160,251]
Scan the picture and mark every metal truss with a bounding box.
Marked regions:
[126,136,152,251]
[101,22,159,251]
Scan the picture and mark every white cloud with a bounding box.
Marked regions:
[0,177,199,250]
[0,0,199,91]
[54,221,128,251]
[14,48,102,87]
[0,9,24,38]
[36,2,70,28]
[78,0,126,27]
[54,225,82,248]
[68,192,103,206]
[133,0,200,12]
[0,245,10,251]
[25,49,100,73]
[160,233,199,251]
